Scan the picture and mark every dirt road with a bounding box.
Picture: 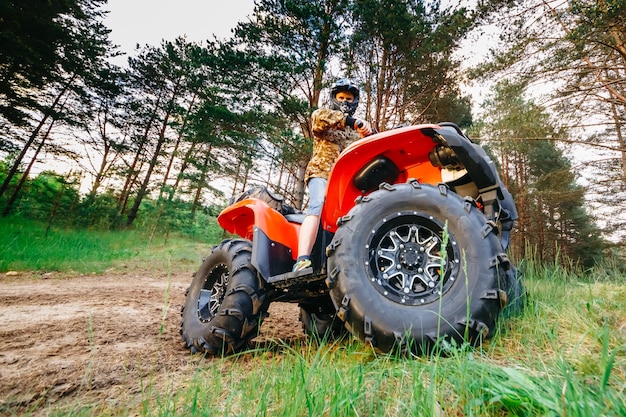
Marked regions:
[0,269,304,414]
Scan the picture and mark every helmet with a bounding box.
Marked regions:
[329,78,360,116]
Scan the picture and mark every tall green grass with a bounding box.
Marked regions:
[149,266,625,417]
[0,216,216,273]
[3,217,624,416]
[39,262,626,417]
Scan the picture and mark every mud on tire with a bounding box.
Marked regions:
[180,239,268,355]
[326,180,510,355]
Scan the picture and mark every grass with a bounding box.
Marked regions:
[136,311,625,417]
[0,216,215,274]
[139,268,625,417]
[2,217,625,416]
[37,266,625,417]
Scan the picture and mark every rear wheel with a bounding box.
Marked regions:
[180,239,268,355]
[299,297,347,340]
[326,181,510,354]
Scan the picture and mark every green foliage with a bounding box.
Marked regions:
[473,0,626,247]
[74,192,125,229]
[0,162,223,244]
[0,0,108,124]
[350,0,475,128]
[9,171,79,220]
[0,216,218,273]
[135,198,224,244]
[479,79,606,267]
[222,0,351,189]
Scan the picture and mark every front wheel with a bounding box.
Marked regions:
[326,181,510,355]
[180,239,268,355]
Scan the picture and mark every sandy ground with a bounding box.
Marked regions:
[0,269,305,414]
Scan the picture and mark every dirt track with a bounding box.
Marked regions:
[0,269,304,414]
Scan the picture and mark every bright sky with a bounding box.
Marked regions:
[103,0,256,56]
[100,0,495,106]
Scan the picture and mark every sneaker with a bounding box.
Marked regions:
[292,258,312,272]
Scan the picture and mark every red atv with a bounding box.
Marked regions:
[180,122,522,355]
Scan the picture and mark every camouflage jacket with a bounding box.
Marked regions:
[305,108,361,183]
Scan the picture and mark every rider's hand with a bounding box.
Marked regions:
[356,120,372,137]
[351,118,372,137]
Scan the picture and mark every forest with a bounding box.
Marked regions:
[1,0,625,268]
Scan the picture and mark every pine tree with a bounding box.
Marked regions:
[0,0,113,212]
[219,0,350,208]
[479,80,605,267]
[474,0,626,245]
[349,0,475,129]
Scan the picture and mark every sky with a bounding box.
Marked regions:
[103,0,256,58]
[99,0,500,111]
[32,0,256,187]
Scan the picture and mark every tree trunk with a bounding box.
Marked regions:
[171,140,200,199]
[609,90,626,185]
[118,90,165,214]
[160,93,197,201]
[88,106,122,196]
[2,119,55,216]
[191,149,211,217]
[0,74,76,199]
[45,182,66,236]
[125,111,171,226]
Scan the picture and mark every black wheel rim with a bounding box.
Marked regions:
[366,211,460,305]
[197,263,229,322]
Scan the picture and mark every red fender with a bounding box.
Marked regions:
[321,124,443,233]
[217,198,300,257]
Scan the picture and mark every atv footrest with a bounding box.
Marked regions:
[267,267,324,288]
[268,267,314,284]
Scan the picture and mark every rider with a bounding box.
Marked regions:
[292,78,373,272]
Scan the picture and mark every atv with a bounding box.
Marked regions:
[180,122,522,356]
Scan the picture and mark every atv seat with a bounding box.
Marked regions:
[285,213,307,224]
